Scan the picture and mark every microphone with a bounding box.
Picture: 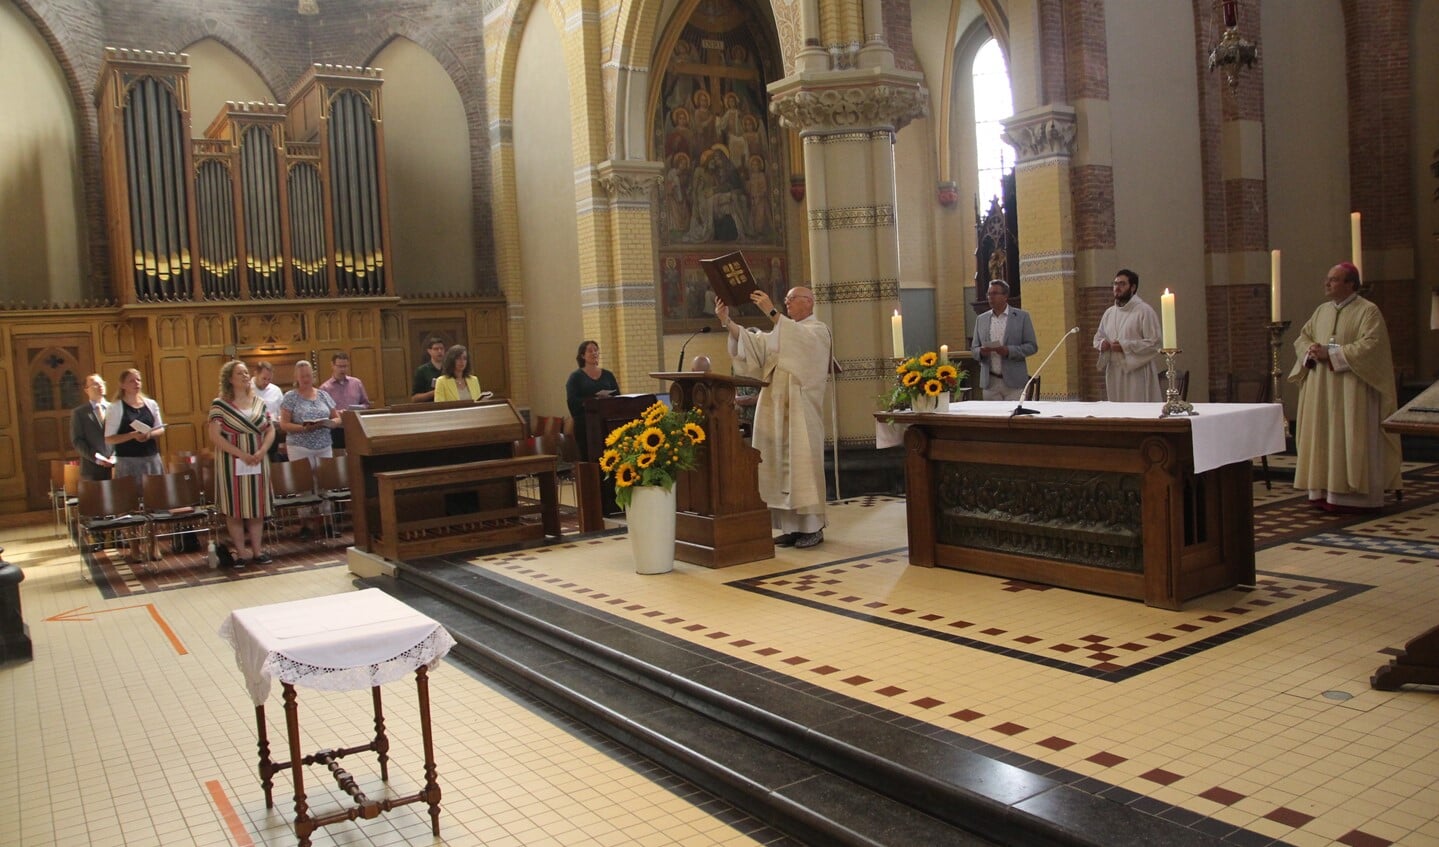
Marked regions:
[677,325,712,371]
[1012,326,1080,417]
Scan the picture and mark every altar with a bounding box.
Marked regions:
[883,401,1285,609]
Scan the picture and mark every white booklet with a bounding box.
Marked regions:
[129,419,152,434]
[235,457,262,476]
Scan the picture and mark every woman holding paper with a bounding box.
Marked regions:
[208,360,276,567]
[104,367,166,479]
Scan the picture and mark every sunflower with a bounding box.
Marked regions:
[918,352,938,367]
[902,370,922,387]
[683,422,706,443]
[599,449,620,473]
[639,426,666,452]
[936,364,958,381]
[605,421,635,446]
[636,452,656,469]
[615,464,639,487]
[644,405,666,426]
[896,360,913,375]
[923,378,944,396]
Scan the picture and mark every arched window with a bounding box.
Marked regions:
[971,39,1014,207]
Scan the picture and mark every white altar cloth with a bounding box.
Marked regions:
[878,401,1285,474]
[218,588,456,706]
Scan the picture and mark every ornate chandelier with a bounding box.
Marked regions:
[1208,1,1258,91]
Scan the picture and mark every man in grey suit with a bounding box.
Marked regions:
[971,280,1039,401]
[70,373,115,481]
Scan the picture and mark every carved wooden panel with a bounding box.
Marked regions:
[347,309,376,341]
[0,435,14,478]
[233,312,307,348]
[313,309,343,341]
[98,321,137,356]
[381,309,405,342]
[194,313,226,347]
[158,355,196,416]
[155,315,192,350]
[0,368,9,427]
[164,421,200,457]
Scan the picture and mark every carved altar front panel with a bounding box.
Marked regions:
[935,463,1144,573]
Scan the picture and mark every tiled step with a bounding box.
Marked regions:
[369,573,989,847]
[368,558,1226,847]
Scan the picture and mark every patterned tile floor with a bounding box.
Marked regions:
[463,483,1439,847]
[4,465,1438,846]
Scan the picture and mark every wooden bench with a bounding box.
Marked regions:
[372,455,560,561]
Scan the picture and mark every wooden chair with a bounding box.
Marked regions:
[515,434,575,507]
[1227,372,1274,490]
[75,476,148,581]
[142,471,214,561]
[50,460,75,537]
[62,462,82,546]
[268,459,324,544]
[315,456,351,535]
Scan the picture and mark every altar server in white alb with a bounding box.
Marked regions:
[1288,262,1402,512]
[717,286,831,549]
[1093,268,1162,402]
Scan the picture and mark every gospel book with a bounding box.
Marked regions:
[699,251,760,309]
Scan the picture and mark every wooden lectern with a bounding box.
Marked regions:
[651,372,773,567]
[576,394,658,527]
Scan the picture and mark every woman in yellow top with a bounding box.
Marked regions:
[434,344,482,401]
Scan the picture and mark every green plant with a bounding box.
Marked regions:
[600,401,707,509]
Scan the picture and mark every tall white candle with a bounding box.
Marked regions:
[939,344,948,360]
[1350,212,1363,282]
[1270,249,1282,322]
[891,310,904,358]
[1161,289,1177,349]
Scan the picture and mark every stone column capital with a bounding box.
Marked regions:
[595,159,663,201]
[767,68,928,134]
[1001,106,1078,165]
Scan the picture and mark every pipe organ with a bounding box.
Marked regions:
[95,48,392,304]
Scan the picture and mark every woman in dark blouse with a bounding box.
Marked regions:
[565,339,619,461]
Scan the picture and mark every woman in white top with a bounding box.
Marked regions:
[103,368,166,479]
[434,345,482,402]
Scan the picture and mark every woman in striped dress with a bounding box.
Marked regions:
[208,360,276,567]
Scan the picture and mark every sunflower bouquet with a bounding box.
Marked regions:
[599,401,707,509]
[881,351,964,411]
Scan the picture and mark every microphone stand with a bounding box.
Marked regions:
[1012,327,1080,417]
[676,325,712,371]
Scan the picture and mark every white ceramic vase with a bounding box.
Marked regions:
[626,484,677,574]
[910,391,950,413]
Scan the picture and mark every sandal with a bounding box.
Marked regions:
[254,552,273,565]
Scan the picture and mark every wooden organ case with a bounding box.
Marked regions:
[95,48,393,304]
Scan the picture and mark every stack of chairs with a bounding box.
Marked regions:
[315,456,351,536]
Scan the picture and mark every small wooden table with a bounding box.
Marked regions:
[219,589,456,846]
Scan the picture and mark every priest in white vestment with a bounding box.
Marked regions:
[717,287,831,549]
[1288,262,1402,511]
[1094,269,1163,402]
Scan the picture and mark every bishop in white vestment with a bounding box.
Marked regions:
[1094,269,1162,402]
[1288,263,1402,511]
[718,287,831,548]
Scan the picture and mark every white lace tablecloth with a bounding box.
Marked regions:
[218,588,456,706]
[876,401,1285,474]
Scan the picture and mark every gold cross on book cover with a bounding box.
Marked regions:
[699,251,760,309]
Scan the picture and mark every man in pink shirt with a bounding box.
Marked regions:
[318,352,370,449]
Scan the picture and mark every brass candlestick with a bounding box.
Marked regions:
[1267,320,1290,410]
[1159,349,1196,417]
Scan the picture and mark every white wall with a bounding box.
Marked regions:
[513,7,584,417]
[0,0,87,303]
[1106,2,1209,399]
[185,38,274,129]
[373,38,478,295]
